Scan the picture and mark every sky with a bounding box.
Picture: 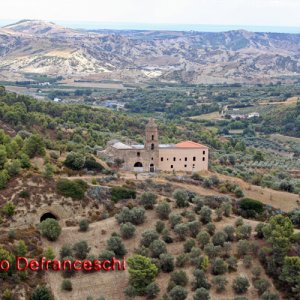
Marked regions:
[1,0,300,31]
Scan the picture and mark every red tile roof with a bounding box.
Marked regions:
[175,141,208,148]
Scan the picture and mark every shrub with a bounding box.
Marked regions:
[127,255,158,295]
[197,231,210,248]
[243,255,252,268]
[79,219,89,232]
[236,224,252,240]
[192,269,211,290]
[0,170,9,189]
[187,221,201,238]
[169,285,188,300]
[99,250,115,261]
[31,286,52,300]
[204,243,221,259]
[183,239,196,253]
[174,224,189,241]
[232,276,250,294]
[170,270,188,287]
[6,159,21,177]
[116,207,145,225]
[212,231,227,247]
[60,244,73,259]
[199,206,212,224]
[253,279,270,295]
[212,275,228,292]
[73,241,90,259]
[206,223,216,236]
[24,134,45,158]
[61,279,72,291]
[223,225,235,241]
[169,213,182,229]
[212,257,228,275]
[155,220,165,233]
[193,288,210,300]
[16,240,28,256]
[149,240,167,258]
[176,254,188,268]
[2,202,16,217]
[57,179,87,200]
[234,187,244,198]
[84,156,104,172]
[238,198,264,217]
[145,282,160,299]
[260,291,279,300]
[106,236,127,257]
[222,203,232,217]
[140,230,159,247]
[173,189,189,208]
[193,197,204,213]
[64,152,85,170]
[237,240,249,257]
[160,253,174,272]
[39,219,61,241]
[226,256,238,272]
[140,192,157,209]
[255,223,265,239]
[156,201,171,220]
[111,186,136,202]
[120,222,136,239]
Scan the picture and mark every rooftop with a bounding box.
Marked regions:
[175,141,208,148]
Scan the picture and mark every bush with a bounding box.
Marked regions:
[169,213,182,229]
[212,275,228,292]
[236,224,252,240]
[253,279,270,295]
[111,186,136,202]
[106,235,127,257]
[145,282,160,299]
[206,223,216,236]
[174,224,189,241]
[223,225,235,241]
[160,253,174,272]
[237,240,249,257]
[116,207,145,225]
[170,270,188,287]
[156,201,171,220]
[64,152,85,170]
[60,244,73,259]
[31,286,52,300]
[39,219,61,241]
[183,239,196,253]
[99,250,115,261]
[140,192,157,209]
[79,219,89,232]
[140,230,159,247]
[212,231,227,247]
[155,220,165,233]
[238,198,264,217]
[193,288,210,300]
[232,276,250,294]
[260,291,279,300]
[127,255,158,296]
[226,256,238,272]
[73,241,90,259]
[84,156,104,172]
[61,279,72,291]
[176,254,188,268]
[212,258,228,275]
[57,179,87,200]
[192,269,211,290]
[197,231,210,248]
[24,134,45,158]
[169,285,188,300]
[2,202,16,217]
[149,240,167,258]
[173,189,189,208]
[120,222,136,239]
[199,206,212,224]
[0,170,9,189]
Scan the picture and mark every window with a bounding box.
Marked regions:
[203,157,205,161]
[173,157,176,161]
[151,135,154,140]
[151,143,154,150]
[171,165,174,169]
[203,150,206,155]
[161,157,164,162]
[193,156,196,161]
[179,158,181,161]
[137,152,140,157]
[184,164,187,168]
[193,164,195,168]
[151,157,153,160]
[167,158,169,161]
[185,157,187,161]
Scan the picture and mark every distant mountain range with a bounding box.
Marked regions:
[0,19,299,84]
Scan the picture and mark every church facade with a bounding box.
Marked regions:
[106,119,209,173]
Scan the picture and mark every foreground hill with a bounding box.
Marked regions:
[0,20,300,83]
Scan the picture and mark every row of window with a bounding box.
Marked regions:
[170,164,196,169]
[161,156,205,162]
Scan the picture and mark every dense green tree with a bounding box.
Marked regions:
[39,219,61,241]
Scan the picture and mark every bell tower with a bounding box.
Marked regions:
[145,118,159,151]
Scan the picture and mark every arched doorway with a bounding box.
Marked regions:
[40,212,58,222]
[150,163,155,172]
[134,162,143,172]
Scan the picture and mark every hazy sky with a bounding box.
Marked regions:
[1,0,300,27]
